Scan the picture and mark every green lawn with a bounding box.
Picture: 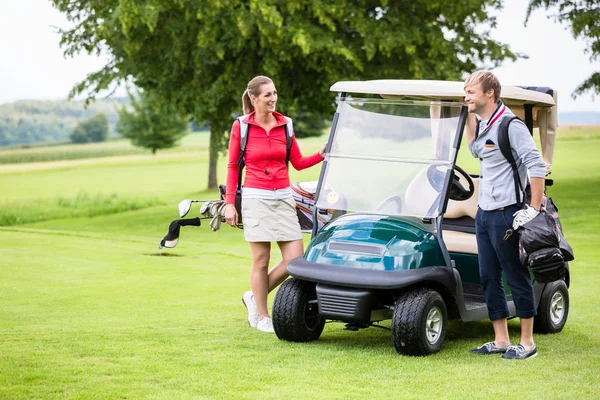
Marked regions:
[0,131,599,399]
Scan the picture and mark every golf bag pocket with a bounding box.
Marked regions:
[526,247,566,283]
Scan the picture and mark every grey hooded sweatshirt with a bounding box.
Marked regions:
[468,101,546,211]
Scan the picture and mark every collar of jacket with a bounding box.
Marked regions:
[475,100,506,139]
[242,111,288,128]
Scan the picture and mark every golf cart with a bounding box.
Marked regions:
[271,80,570,356]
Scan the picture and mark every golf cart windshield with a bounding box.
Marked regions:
[316,99,464,218]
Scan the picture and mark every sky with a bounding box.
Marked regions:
[0,0,597,112]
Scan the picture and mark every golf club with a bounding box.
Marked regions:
[210,215,221,231]
[178,199,221,218]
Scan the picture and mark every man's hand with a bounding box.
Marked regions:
[464,113,478,145]
[512,205,539,230]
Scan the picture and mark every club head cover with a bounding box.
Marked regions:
[179,217,201,227]
[158,218,200,249]
[159,220,182,249]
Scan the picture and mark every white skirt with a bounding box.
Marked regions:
[241,197,302,242]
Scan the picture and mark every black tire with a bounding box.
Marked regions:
[392,288,447,356]
[534,280,569,333]
[272,278,325,342]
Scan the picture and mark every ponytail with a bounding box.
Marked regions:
[242,90,254,115]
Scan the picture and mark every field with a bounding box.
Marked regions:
[1,128,599,399]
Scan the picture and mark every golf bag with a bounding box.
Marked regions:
[517,197,574,283]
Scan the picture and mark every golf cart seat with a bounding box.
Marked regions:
[442,177,480,254]
[444,177,479,219]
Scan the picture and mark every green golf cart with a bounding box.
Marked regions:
[272,80,569,356]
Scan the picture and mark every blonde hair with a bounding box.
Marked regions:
[242,76,273,114]
[464,71,502,102]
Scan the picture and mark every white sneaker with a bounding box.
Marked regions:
[242,291,259,328]
[256,317,275,333]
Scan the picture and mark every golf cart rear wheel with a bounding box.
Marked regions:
[392,288,447,356]
[272,278,325,342]
[534,280,569,334]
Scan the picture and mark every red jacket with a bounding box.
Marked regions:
[225,111,323,204]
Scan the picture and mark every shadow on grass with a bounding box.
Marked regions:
[286,318,529,355]
[143,252,185,257]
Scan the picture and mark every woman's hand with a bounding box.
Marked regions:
[224,203,238,226]
[319,143,327,158]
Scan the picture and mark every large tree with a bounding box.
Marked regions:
[52,0,514,189]
[527,0,600,97]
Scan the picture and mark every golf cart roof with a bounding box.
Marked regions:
[330,79,558,174]
[329,80,555,107]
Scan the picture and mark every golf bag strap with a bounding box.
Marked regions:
[498,115,524,205]
[284,116,294,166]
[236,115,250,194]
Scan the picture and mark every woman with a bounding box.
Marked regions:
[224,76,326,333]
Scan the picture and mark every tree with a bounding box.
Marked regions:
[527,0,600,97]
[293,110,329,138]
[116,91,188,155]
[52,0,515,189]
[69,113,109,144]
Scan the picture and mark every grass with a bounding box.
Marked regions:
[0,193,164,226]
[0,129,599,399]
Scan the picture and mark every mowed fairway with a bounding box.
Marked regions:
[1,130,599,399]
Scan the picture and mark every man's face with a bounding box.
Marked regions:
[464,83,494,115]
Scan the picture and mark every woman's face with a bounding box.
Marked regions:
[252,82,278,114]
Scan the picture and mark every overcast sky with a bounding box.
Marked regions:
[0,0,597,111]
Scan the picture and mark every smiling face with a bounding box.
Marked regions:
[251,82,278,115]
[464,82,496,117]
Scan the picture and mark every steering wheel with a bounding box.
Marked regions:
[449,165,475,201]
[425,165,474,201]
[375,194,403,213]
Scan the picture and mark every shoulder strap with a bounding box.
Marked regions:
[236,115,250,194]
[497,115,523,204]
[284,116,294,166]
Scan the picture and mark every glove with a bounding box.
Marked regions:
[512,205,539,230]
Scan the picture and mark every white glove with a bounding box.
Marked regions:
[512,205,539,230]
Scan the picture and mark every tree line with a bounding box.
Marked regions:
[0,98,125,147]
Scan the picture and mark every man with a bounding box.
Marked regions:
[464,71,547,360]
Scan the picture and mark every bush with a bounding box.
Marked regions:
[70,113,109,144]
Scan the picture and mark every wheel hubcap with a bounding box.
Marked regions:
[550,291,565,325]
[426,306,443,344]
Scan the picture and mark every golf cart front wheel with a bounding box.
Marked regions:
[392,288,447,356]
[534,280,569,334]
[272,278,325,342]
